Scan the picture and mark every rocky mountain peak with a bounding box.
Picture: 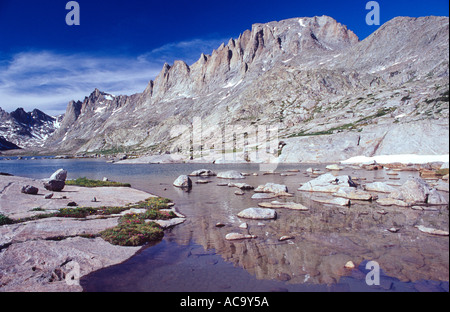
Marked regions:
[21,15,450,160]
[143,15,360,103]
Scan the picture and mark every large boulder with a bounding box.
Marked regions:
[388,177,448,205]
[44,180,66,192]
[44,169,67,192]
[49,169,68,182]
[173,175,192,189]
[217,171,245,179]
[237,208,277,220]
[393,178,430,204]
[298,173,356,193]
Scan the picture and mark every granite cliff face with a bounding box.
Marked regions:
[42,16,449,162]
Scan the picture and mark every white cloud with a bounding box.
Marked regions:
[0,37,227,116]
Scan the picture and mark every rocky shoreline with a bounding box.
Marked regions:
[0,172,185,292]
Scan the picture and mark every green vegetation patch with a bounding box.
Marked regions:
[100,221,164,247]
[0,214,14,226]
[99,197,175,246]
[66,177,131,188]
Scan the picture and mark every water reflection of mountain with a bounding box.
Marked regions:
[171,169,449,285]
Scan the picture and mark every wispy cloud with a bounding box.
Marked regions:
[139,37,228,65]
[0,51,161,116]
[0,37,227,116]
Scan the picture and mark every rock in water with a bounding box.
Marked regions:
[189,169,217,177]
[21,185,39,195]
[254,183,288,194]
[217,171,245,179]
[416,225,449,236]
[345,261,356,269]
[237,208,277,220]
[173,175,192,189]
[258,201,309,211]
[228,183,254,190]
[376,198,409,207]
[326,164,343,171]
[225,233,257,241]
[299,173,356,193]
[251,193,278,200]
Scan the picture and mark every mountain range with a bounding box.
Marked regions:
[2,15,449,162]
[0,108,62,151]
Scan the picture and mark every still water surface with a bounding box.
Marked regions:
[1,157,448,292]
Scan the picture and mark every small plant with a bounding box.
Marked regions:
[0,214,14,226]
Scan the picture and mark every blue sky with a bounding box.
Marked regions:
[0,0,448,116]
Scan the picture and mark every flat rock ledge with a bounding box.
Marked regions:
[0,175,184,292]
